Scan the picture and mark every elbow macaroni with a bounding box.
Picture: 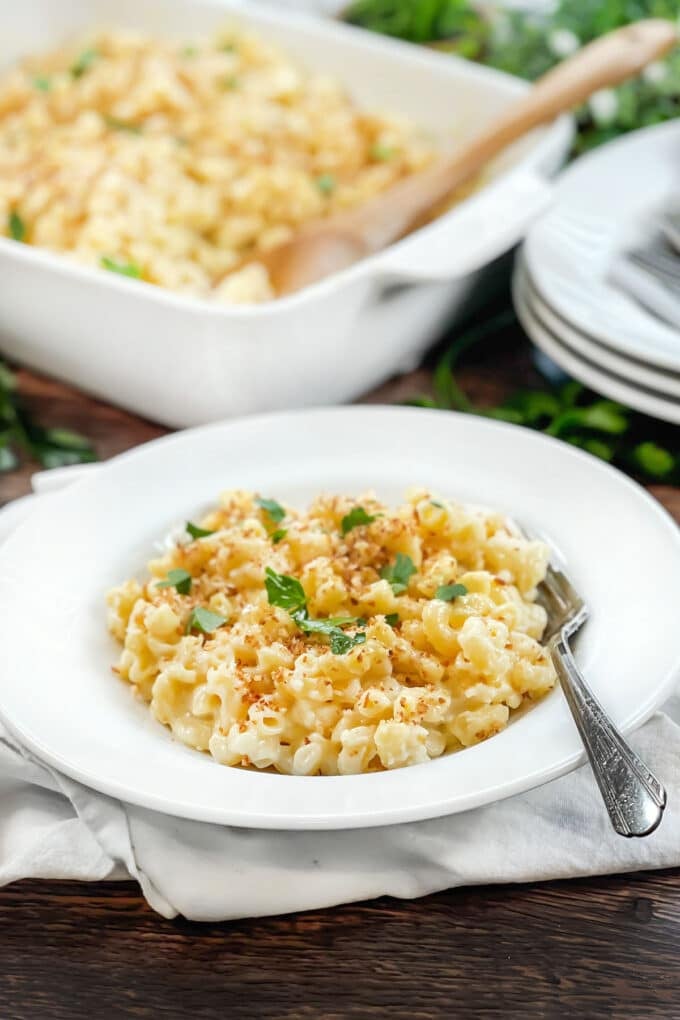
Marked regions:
[107,489,557,775]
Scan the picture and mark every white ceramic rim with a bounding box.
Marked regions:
[513,262,680,425]
[523,120,680,373]
[0,406,679,829]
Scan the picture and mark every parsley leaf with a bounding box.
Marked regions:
[185,606,228,635]
[221,75,240,90]
[186,521,215,539]
[264,567,307,614]
[330,631,367,655]
[370,143,396,161]
[103,115,142,134]
[8,211,25,242]
[33,75,51,92]
[380,553,416,595]
[271,529,287,544]
[436,583,468,602]
[316,173,336,195]
[430,500,445,509]
[341,506,379,535]
[156,568,192,595]
[255,497,286,524]
[385,613,399,627]
[101,255,142,279]
[71,48,98,79]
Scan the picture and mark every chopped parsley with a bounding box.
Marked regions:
[265,567,307,614]
[255,497,286,524]
[186,521,215,539]
[221,75,240,90]
[156,568,192,595]
[430,500,445,509]
[32,75,51,92]
[265,567,366,654]
[315,173,336,195]
[271,529,287,544]
[370,143,396,161]
[181,46,198,58]
[435,583,468,602]
[385,613,399,627]
[100,256,142,279]
[103,115,142,134]
[185,606,228,635]
[8,211,25,242]
[70,48,99,79]
[341,506,378,536]
[380,553,416,595]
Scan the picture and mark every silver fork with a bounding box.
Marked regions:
[526,531,667,837]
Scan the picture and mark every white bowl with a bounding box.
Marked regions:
[0,0,571,427]
[1,406,679,829]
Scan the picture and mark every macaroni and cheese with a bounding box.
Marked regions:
[107,490,557,775]
[0,27,437,302]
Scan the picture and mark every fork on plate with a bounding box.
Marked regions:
[526,530,667,837]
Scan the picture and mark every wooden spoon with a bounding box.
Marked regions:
[257,19,677,296]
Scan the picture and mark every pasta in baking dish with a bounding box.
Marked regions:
[106,489,557,775]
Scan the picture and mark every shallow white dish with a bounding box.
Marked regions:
[513,263,680,425]
[523,121,680,375]
[1,406,679,830]
[519,259,680,401]
[0,0,570,428]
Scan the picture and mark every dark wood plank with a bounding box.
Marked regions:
[2,872,680,1019]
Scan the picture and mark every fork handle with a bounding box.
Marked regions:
[551,632,666,837]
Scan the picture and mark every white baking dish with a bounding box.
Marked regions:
[0,0,572,427]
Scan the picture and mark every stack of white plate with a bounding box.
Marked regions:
[514,120,680,424]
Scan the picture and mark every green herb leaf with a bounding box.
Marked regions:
[181,46,198,58]
[315,173,336,195]
[330,630,367,655]
[430,500,445,509]
[265,567,307,614]
[103,115,142,134]
[156,568,192,595]
[271,528,287,544]
[385,612,399,627]
[380,553,417,595]
[185,606,228,634]
[435,583,468,602]
[370,142,396,161]
[8,211,25,242]
[632,441,675,478]
[341,506,378,535]
[221,75,239,90]
[186,521,215,539]
[255,497,286,524]
[43,427,93,451]
[100,255,142,279]
[71,48,98,79]
[32,75,51,92]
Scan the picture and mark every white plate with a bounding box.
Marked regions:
[519,260,680,400]
[524,120,680,374]
[513,264,680,425]
[0,406,679,830]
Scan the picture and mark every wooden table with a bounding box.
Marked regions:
[2,337,679,1019]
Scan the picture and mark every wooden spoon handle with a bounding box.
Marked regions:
[356,19,678,250]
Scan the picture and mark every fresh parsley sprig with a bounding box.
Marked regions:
[380,553,417,595]
[156,568,192,595]
[255,496,286,523]
[436,583,468,601]
[407,309,679,484]
[341,506,379,535]
[186,521,215,539]
[0,360,96,473]
[265,567,366,654]
[185,606,228,635]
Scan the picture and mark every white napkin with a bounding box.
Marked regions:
[1,468,680,921]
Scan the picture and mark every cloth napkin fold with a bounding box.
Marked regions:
[1,473,679,921]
